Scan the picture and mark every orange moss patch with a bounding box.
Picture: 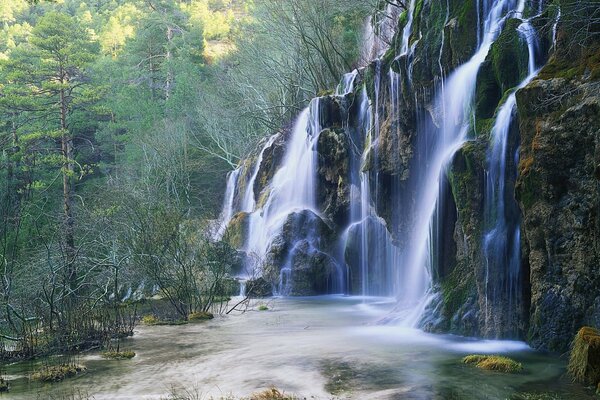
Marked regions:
[249,388,297,400]
[568,327,600,385]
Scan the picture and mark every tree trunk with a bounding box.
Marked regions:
[60,84,76,299]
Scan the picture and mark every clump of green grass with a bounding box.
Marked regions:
[462,354,523,373]
[188,311,214,321]
[31,364,86,382]
[0,377,9,392]
[257,304,269,311]
[101,350,136,359]
[142,314,159,325]
[568,326,600,385]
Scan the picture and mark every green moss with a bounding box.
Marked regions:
[31,364,86,382]
[475,61,503,120]
[224,212,250,249]
[462,355,523,373]
[538,43,600,81]
[489,18,529,91]
[257,304,269,311]
[441,268,475,314]
[188,311,214,321]
[568,326,600,385]
[102,350,136,359]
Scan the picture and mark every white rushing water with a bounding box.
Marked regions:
[245,100,322,267]
[242,134,279,213]
[213,167,241,240]
[482,16,540,333]
[396,0,522,324]
[215,0,541,330]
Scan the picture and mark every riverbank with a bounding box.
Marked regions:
[3,296,594,399]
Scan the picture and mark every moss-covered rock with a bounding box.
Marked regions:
[225,212,250,249]
[489,18,530,92]
[462,354,523,373]
[317,128,350,227]
[516,73,600,351]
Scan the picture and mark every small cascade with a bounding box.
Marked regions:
[214,167,242,240]
[242,134,279,213]
[244,99,323,275]
[335,70,359,96]
[482,17,540,336]
[400,0,417,56]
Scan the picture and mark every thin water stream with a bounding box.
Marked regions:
[4,297,590,399]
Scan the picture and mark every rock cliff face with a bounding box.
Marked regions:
[217,0,600,351]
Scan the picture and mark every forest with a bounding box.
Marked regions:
[2,0,600,399]
[0,0,371,360]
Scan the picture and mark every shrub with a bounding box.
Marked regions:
[0,378,8,392]
[462,355,522,373]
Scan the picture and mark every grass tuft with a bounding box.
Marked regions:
[101,350,136,359]
[257,304,269,311]
[31,364,86,382]
[568,326,600,385]
[248,388,297,400]
[142,314,160,325]
[462,354,523,373]
[188,311,214,321]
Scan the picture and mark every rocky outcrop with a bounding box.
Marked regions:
[516,75,600,351]
[262,209,339,295]
[218,0,600,351]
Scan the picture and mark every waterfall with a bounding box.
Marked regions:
[215,0,538,314]
[397,1,520,325]
[214,167,242,240]
[241,135,279,213]
[244,100,322,273]
[482,17,540,335]
[335,70,359,96]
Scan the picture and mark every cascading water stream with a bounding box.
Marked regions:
[242,134,279,213]
[398,0,522,326]
[482,17,540,335]
[336,70,359,96]
[244,100,323,279]
[214,167,242,240]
